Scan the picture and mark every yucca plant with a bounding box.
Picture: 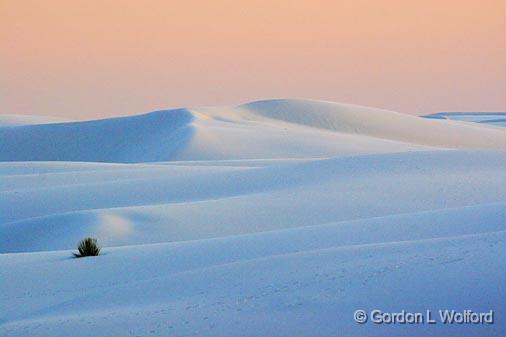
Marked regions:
[73,237,101,257]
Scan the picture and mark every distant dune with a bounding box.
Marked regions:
[2,99,506,163]
[424,111,506,127]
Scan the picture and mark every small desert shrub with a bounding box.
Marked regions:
[74,237,101,257]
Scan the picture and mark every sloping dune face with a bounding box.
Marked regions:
[0,109,194,163]
[1,99,506,337]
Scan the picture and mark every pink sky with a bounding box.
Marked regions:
[2,0,506,119]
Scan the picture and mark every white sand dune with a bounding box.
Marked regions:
[1,99,505,337]
[1,209,505,337]
[239,99,506,147]
[1,150,506,253]
[425,112,506,127]
[2,99,506,163]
